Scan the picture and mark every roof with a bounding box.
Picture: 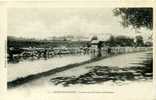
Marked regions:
[91,40,99,44]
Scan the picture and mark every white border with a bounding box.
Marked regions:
[0,1,155,100]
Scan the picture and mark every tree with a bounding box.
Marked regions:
[115,35,134,46]
[91,36,98,41]
[106,35,134,47]
[107,35,116,47]
[135,35,144,46]
[113,8,153,30]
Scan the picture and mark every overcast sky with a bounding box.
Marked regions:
[7,8,152,40]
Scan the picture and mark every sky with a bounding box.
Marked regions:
[7,7,152,40]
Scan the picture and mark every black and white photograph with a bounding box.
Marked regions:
[6,6,153,99]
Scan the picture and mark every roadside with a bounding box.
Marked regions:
[8,51,152,88]
[6,51,153,100]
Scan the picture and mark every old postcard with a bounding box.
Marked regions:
[0,1,155,100]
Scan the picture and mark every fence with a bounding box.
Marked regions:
[90,47,153,58]
[8,46,152,63]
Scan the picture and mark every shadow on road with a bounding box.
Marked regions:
[50,59,152,87]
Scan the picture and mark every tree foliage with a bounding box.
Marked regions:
[113,8,153,30]
[7,36,89,49]
[135,35,144,46]
[106,35,135,47]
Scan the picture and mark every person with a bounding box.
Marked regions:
[97,41,102,57]
[43,49,48,59]
[107,47,112,55]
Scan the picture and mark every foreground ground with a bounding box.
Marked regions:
[6,51,153,100]
[8,55,90,81]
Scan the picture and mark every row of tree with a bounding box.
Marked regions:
[8,34,151,50]
[105,35,145,47]
[90,35,151,47]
